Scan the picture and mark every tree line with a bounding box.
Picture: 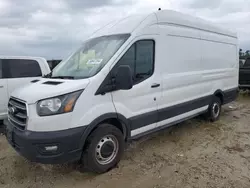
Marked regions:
[240,49,250,59]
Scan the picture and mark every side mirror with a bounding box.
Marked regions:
[115,65,133,90]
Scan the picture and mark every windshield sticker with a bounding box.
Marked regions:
[86,59,103,65]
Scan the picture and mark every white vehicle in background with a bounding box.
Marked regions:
[5,10,238,173]
[0,56,50,121]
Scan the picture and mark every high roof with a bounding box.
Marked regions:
[89,14,154,38]
[90,9,237,39]
[155,10,237,38]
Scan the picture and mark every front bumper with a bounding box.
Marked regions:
[4,119,86,164]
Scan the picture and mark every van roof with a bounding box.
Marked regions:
[91,9,237,39]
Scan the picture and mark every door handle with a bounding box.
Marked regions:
[0,86,3,88]
[151,83,160,88]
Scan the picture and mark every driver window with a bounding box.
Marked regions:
[114,40,154,84]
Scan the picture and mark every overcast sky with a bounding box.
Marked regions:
[0,0,249,59]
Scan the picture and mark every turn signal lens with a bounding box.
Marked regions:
[64,97,77,112]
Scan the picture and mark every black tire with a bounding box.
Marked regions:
[205,96,222,122]
[81,124,124,173]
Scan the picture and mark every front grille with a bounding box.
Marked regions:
[8,98,27,130]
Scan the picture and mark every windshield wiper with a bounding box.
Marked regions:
[43,71,53,78]
[50,76,75,79]
[43,71,74,79]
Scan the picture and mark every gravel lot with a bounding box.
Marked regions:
[1,94,250,188]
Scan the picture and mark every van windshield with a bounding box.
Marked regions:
[51,34,130,79]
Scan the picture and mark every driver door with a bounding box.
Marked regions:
[111,38,161,137]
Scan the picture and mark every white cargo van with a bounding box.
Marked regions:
[5,10,238,173]
[0,56,50,121]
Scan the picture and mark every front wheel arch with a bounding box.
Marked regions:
[79,113,130,150]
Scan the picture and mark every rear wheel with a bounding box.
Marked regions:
[81,124,124,173]
[205,96,222,122]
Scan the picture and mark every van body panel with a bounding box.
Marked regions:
[131,106,208,137]
[155,10,237,38]
[69,70,117,130]
[7,78,40,98]
[12,78,89,104]
[90,14,158,39]
[26,103,74,131]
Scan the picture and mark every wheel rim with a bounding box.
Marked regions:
[212,103,220,118]
[95,135,119,165]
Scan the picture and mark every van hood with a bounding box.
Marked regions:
[11,78,90,104]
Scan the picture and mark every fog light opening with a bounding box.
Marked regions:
[44,145,58,152]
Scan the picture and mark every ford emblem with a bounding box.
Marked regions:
[8,106,17,115]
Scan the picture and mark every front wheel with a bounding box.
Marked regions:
[81,124,124,173]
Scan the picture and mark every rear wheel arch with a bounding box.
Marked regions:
[214,90,224,104]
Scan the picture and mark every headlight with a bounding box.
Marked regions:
[37,90,83,116]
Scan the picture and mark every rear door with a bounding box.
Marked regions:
[0,60,8,118]
[3,59,42,96]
